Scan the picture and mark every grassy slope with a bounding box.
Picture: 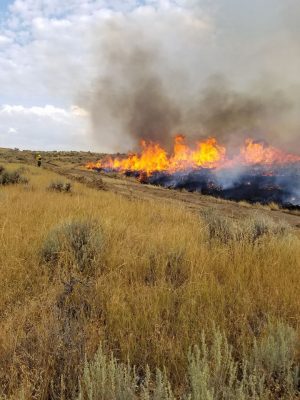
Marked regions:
[0,163,299,398]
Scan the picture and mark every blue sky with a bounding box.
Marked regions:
[0,0,299,151]
[0,0,11,12]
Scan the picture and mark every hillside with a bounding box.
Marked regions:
[0,155,299,399]
[1,147,299,229]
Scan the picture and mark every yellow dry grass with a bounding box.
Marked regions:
[0,164,300,398]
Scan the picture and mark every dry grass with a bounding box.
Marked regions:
[0,163,299,399]
[238,201,282,212]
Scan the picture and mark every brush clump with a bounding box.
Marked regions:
[48,180,72,192]
[77,322,299,400]
[202,209,291,244]
[0,165,28,185]
[41,219,103,275]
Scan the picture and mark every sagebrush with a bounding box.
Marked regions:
[0,165,28,185]
[41,219,103,276]
[77,323,300,400]
[48,181,72,192]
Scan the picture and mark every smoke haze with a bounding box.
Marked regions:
[84,1,300,153]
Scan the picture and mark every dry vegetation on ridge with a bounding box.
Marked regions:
[0,162,299,399]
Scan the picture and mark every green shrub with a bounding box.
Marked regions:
[0,166,28,185]
[187,322,299,399]
[77,323,300,400]
[48,181,72,192]
[246,215,290,241]
[77,348,174,400]
[77,347,138,400]
[201,210,238,244]
[40,219,103,275]
[186,328,257,400]
[201,210,291,244]
[251,322,300,397]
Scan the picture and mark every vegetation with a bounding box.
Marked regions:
[201,209,290,243]
[77,322,299,400]
[41,219,103,275]
[48,181,72,193]
[0,164,299,399]
[0,164,28,185]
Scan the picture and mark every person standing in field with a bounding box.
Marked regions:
[36,154,42,167]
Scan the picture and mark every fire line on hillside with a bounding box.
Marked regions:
[86,135,300,208]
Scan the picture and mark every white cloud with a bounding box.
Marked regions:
[0,35,12,46]
[0,0,213,151]
[1,104,69,119]
[0,104,91,150]
[71,105,89,117]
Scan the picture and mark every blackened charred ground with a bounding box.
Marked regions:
[119,164,300,208]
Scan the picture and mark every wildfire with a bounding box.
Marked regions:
[241,139,300,165]
[86,135,300,175]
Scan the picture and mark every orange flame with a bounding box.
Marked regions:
[86,135,300,174]
[240,139,300,165]
[192,137,226,168]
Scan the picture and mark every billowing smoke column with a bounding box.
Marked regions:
[88,21,182,149]
[85,2,300,153]
[88,24,294,152]
[84,1,300,206]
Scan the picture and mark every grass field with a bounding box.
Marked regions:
[0,160,299,399]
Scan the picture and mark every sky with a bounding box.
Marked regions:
[0,0,299,152]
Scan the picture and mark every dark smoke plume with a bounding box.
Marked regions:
[88,22,181,150]
[186,77,291,148]
[85,4,300,153]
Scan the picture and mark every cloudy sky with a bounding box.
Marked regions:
[0,0,299,151]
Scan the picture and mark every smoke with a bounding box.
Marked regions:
[84,1,300,153]
[184,76,292,149]
[147,165,300,206]
[88,21,181,149]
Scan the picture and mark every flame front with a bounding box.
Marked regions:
[241,139,300,165]
[86,135,300,174]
